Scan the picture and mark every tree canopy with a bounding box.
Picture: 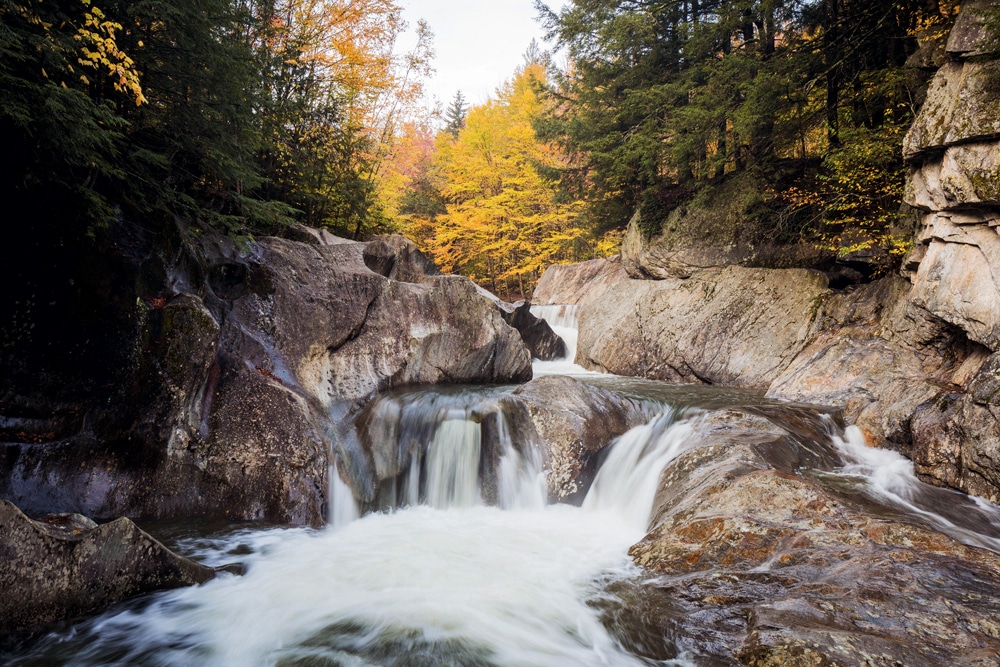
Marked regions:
[535,0,958,265]
[1,0,431,239]
[382,64,612,299]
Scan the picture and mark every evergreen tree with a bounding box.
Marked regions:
[536,0,955,260]
[443,90,467,138]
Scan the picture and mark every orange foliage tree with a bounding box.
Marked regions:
[262,0,433,237]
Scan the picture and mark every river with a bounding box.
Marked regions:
[4,306,1000,665]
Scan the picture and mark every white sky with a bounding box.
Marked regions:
[397,0,570,109]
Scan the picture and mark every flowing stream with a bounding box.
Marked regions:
[7,306,1000,665]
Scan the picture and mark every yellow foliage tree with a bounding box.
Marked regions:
[425,64,593,299]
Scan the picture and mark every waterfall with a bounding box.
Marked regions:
[495,411,547,510]
[530,304,601,376]
[582,409,688,531]
[424,419,482,509]
[328,459,359,530]
[352,387,548,518]
[16,376,1000,667]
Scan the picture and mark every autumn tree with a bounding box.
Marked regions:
[256,0,434,238]
[377,115,446,246]
[1,0,434,241]
[426,64,591,299]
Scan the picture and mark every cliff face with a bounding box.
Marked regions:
[904,3,1000,348]
[893,3,1000,499]
[549,4,1000,502]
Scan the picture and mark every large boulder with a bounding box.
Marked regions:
[627,411,1000,665]
[0,500,214,632]
[361,234,440,283]
[766,275,976,446]
[0,224,532,526]
[511,376,650,501]
[576,266,829,388]
[905,354,1000,503]
[907,214,1000,351]
[618,177,834,281]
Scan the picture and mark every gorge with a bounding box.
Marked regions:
[4,5,1000,667]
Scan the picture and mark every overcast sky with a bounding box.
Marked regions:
[398,0,570,109]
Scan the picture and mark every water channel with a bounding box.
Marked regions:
[5,306,1000,666]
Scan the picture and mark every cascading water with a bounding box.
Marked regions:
[583,410,689,527]
[5,384,701,666]
[10,304,1000,665]
[530,304,601,376]
[824,421,1000,553]
[328,460,359,531]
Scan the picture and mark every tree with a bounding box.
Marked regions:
[427,64,591,298]
[255,0,434,238]
[1,0,435,240]
[0,0,145,226]
[536,0,956,263]
[443,90,467,138]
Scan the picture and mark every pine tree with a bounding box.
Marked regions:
[443,91,467,138]
[537,0,954,257]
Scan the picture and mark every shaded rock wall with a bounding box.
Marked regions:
[0,225,532,526]
[532,255,629,306]
[887,5,1000,500]
[576,267,830,388]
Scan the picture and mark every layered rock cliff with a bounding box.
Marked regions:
[894,3,1000,500]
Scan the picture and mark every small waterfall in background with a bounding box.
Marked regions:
[530,304,601,376]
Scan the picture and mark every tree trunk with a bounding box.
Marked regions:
[825,0,841,148]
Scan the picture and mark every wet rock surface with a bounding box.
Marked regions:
[500,301,566,361]
[0,500,214,632]
[0,224,532,526]
[628,411,1000,666]
[512,376,649,501]
[765,275,976,445]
